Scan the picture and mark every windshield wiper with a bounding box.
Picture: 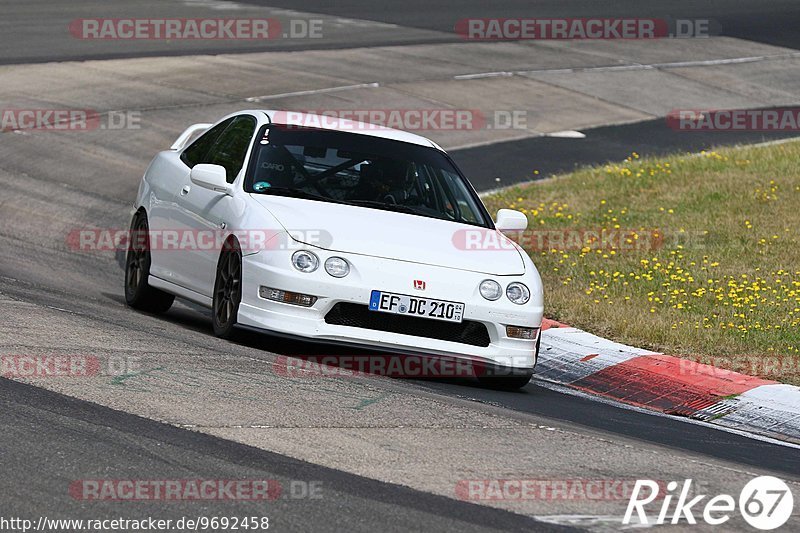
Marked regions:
[347,199,428,216]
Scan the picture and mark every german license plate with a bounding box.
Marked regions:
[369,290,464,323]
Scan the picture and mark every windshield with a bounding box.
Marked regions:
[244,125,490,227]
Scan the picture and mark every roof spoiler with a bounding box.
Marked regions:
[170,123,213,151]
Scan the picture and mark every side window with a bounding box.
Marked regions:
[206,116,258,183]
[180,118,234,168]
[440,171,480,223]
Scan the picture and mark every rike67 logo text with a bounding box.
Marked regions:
[624,476,794,530]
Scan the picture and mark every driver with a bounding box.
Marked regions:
[359,158,413,204]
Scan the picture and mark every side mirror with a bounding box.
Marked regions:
[190,164,232,195]
[495,209,528,231]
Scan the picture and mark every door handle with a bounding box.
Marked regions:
[180,185,191,196]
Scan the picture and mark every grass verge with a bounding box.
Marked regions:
[483,141,800,384]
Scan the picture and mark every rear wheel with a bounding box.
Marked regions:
[124,211,174,313]
[212,243,242,338]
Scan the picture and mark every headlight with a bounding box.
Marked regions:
[292,250,319,273]
[324,256,350,278]
[479,279,502,300]
[506,282,530,305]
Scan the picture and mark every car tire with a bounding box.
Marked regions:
[124,211,175,313]
[212,241,242,339]
[476,333,539,390]
[477,370,534,390]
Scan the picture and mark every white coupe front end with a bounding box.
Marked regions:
[127,110,543,387]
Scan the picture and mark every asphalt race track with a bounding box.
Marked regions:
[1,1,800,531]
[239,0,800,50]
[454,118,800,190]
[0,378,567,532]
[3,0,800,63]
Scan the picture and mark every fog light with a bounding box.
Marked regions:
[259,286,317,307]
[506,325,538,340]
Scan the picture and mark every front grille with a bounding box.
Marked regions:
[324,303,491,347]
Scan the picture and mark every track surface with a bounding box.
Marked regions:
[2,258,798,530]
[242,0,800,50]
[2,1,800,531]
[455,118,800,190]
[0,377,567,532]
[3,0,800,64]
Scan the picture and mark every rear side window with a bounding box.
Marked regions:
[180,118,234,168]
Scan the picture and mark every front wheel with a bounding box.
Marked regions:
[477,369,534,390]
[476,332,539,390]
[124,211,174,313]
[212,243,242,338]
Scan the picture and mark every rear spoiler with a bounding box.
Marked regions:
[170,123,213,151]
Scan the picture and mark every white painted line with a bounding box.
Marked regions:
[446,132,541,153]
[651,53,800,69]
[741,384,800,414]
[245,82,380,102]
[517,52,800,76]
[546,130,586,139]
[522,64,654,76]
[454,71,514,80]
[532,515,647,529]
[698,385,800,442]
[181,0,248,10]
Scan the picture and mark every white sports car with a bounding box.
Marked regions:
[126,111,543,388]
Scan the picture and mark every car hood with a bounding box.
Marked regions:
[249,194,526,275]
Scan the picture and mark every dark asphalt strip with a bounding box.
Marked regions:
[451,117,800,191]
[237,0,800,51]
[3,0,800,64]
[0,37,459,67]
[405,378,800,477]
[0,376,574,533]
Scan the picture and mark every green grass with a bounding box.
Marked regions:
[484,142,800,383]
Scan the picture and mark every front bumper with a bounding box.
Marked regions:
[237,250,543,370]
